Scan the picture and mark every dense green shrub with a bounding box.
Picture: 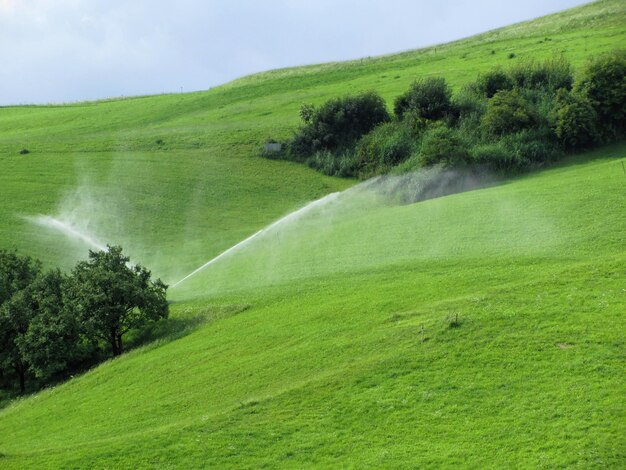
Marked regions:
[392,152,423,174]
[474,69,513,98]
[482,89,537,136]
[267,52,617,180]
[305,150,358,178]
[394,77,452,121]
[290,92,390,157]
[499,128,562,168]
[508,56,573,92]
[354,122,414,176]
[470,128,560,172]
[575,50,626,139]
[418,125,470,167]
[453,86,485,141]
[469,142,509,169]
[554,89,599,149]
[306,150,342,176]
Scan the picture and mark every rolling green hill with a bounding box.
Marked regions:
[0,0,624,467]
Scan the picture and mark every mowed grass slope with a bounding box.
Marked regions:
[0,0,625,467]
[0,145,624,468]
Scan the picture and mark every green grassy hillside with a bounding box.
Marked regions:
[0,0,624,467]
[0,145,624,468]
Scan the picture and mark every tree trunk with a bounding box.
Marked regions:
[14,362,25,394]
[110,329,123,356]
[110,329,120,356]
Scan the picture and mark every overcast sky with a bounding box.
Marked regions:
[0,0,591,105]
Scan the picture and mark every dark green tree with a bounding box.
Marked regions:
[16,270,80,382]
[0,268,78,392]
[66,246,168,356]
[0,250,41,393]
[0,290,33,393]
[0,249,41,305]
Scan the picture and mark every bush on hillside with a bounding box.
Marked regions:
[474,69,514,98]
[575,50,626,139]
[290,92,390,157]
[418,125,470,167]
[470,127,560,172]
[469,142,510,170]
[453,86,486,140]
[482,89,537,136]
[508,56,573,93]
[394,77,453,121]
[554,89,599,149]
[499,128,562,169]
[304,149,360,178]
[354,122,414,177]
[269,51,617,180]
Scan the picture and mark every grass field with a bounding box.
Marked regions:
[0,0,624,467]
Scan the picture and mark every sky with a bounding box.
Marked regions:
[0,0,591,105]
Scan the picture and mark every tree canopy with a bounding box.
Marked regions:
[67,245,168,356]
[0,245,168,394]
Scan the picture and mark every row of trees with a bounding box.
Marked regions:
[0,246,168,394]
[263,50,625,181]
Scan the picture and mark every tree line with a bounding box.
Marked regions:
[0,246,168,394]
[263,50,625,184]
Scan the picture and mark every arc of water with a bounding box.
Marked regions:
[27,216,108,252]
[171,192,340,288]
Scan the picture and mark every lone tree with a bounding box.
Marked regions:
[67,245,168,356]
